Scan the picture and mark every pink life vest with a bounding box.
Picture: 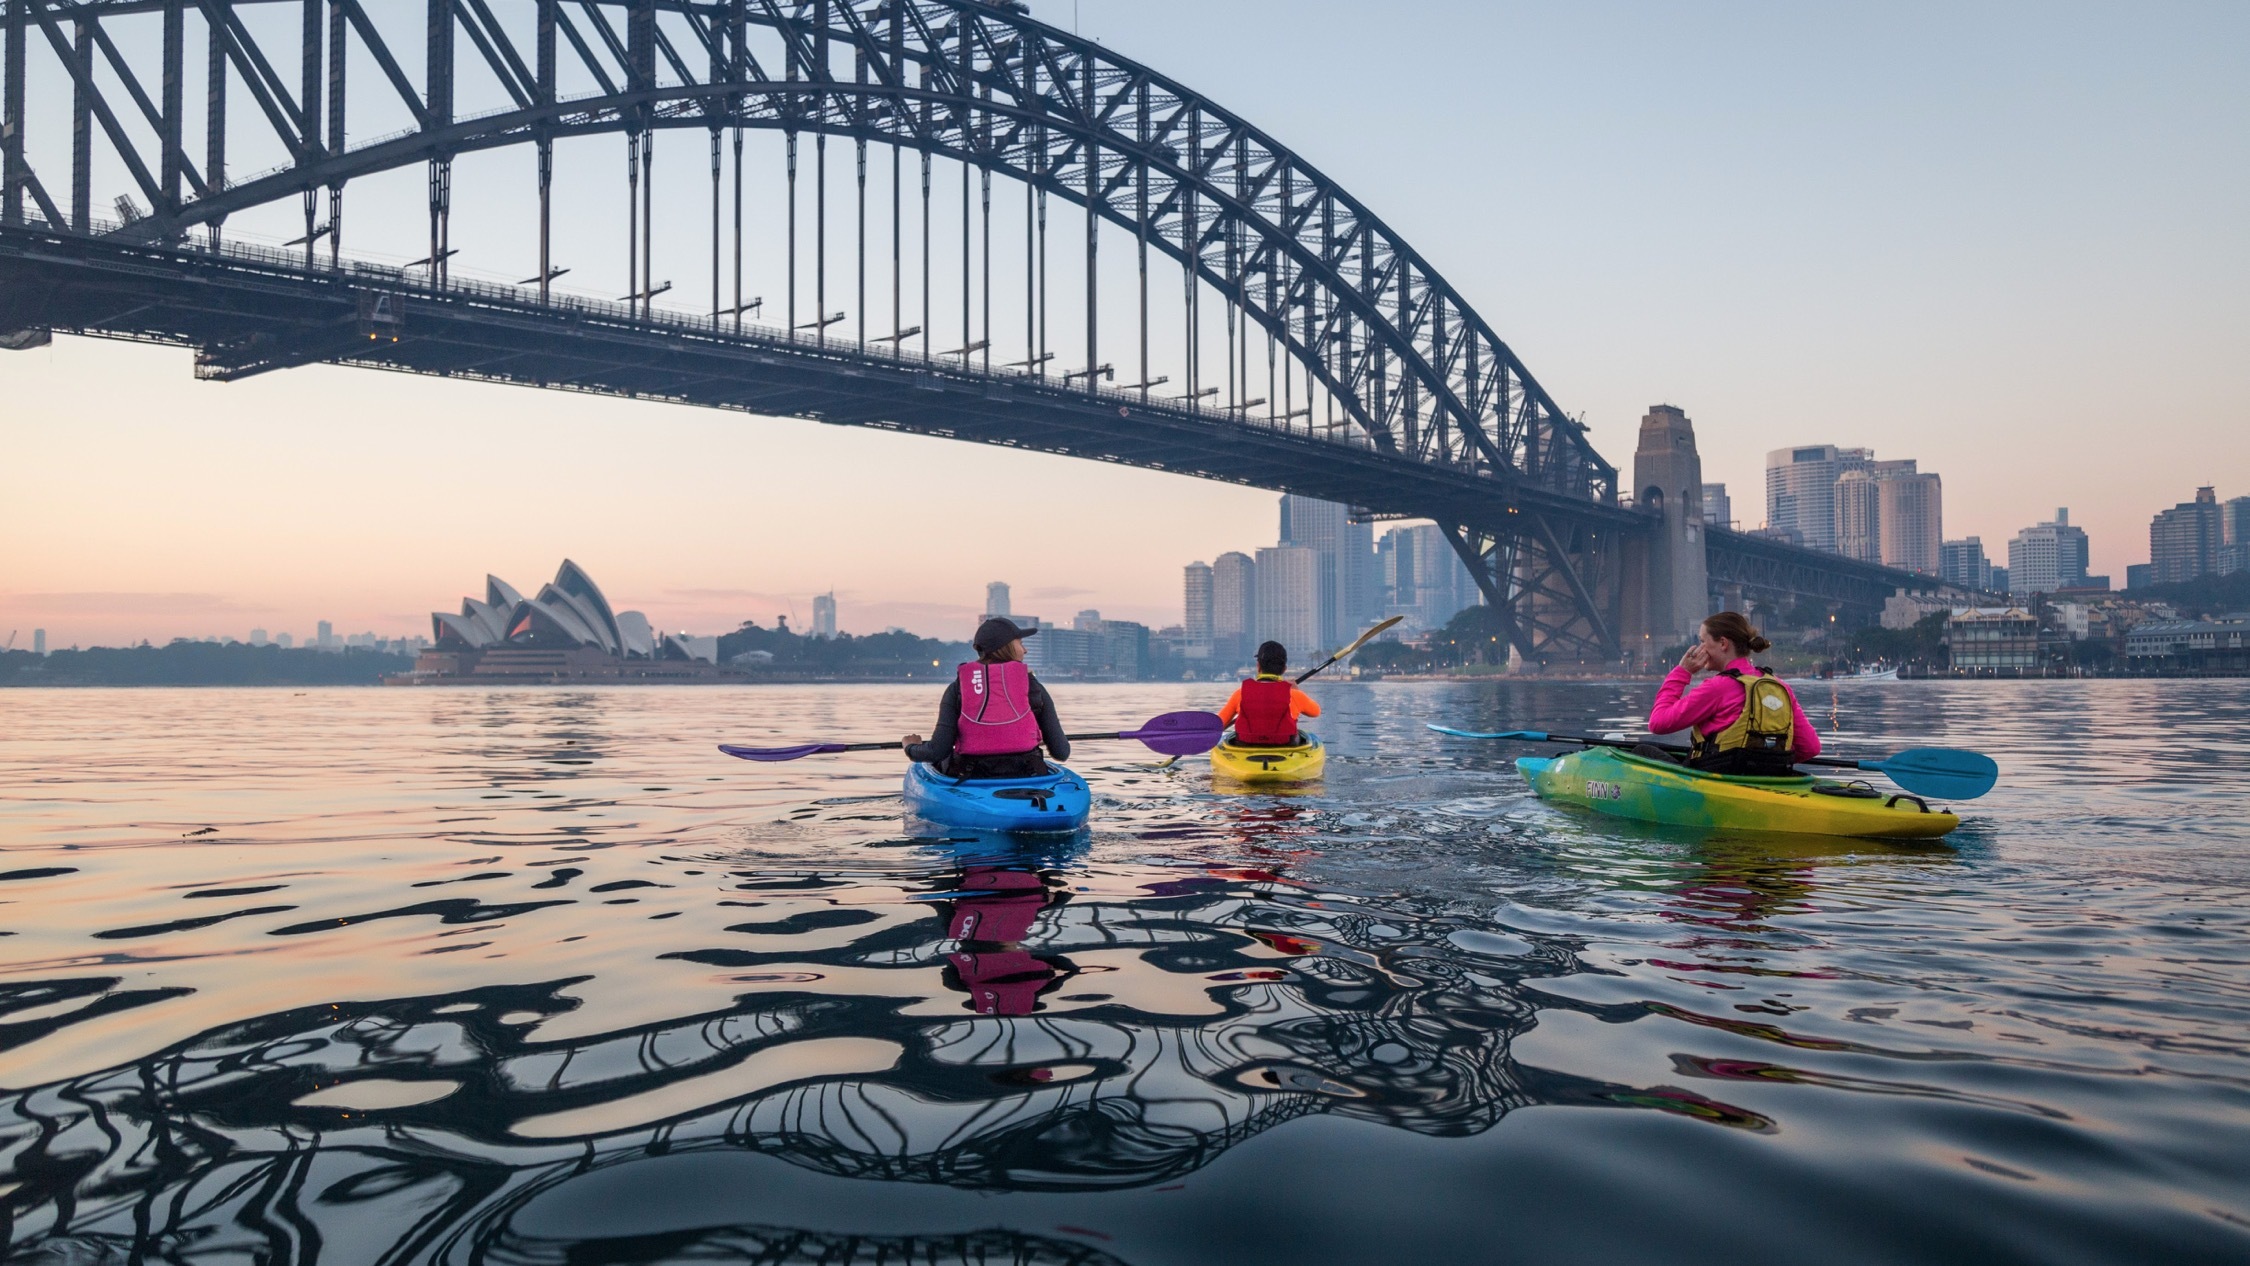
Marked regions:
[955,660,1043,755]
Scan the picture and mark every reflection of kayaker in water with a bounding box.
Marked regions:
[1646,612,1821,776]
[902,618,1071,779]
[936,863,1077,1016]
[1217,641,1322,746]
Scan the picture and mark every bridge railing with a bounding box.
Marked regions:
[11,213,1391,457]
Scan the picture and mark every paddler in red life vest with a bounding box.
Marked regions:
[1647,610,1821,776]
[1218,641,1322,746]
[902,617,1072,779]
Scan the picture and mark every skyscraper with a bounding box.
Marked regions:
[317,620,335,651]
[1700,483,1732,529]
[1182,561,1214,646]
[811,592,837,639]
[1279,494,1375,647]
[32,629,45,656]
[2222,496,2250,577]
[1834,469,1883,563]
[2149,487,2223,585]
[1212,551,1258,665]
[1765,445,1871,554]
[2008,509,2091,594]
[984,582,1012,618]
[1878,467,1942,575]
[1940,538,1993,591]
[1254,546,1324,654]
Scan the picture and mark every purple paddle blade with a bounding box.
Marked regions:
[1121,711,1226,756]
[718,743,848,762]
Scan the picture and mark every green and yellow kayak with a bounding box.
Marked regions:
[1211,734,1327,784]
[1517,747,1958,839]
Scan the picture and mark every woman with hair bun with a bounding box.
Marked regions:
[1646,611,1820,775]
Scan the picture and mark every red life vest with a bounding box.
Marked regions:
[955,661,1042,755]
[1233,676,1300,745]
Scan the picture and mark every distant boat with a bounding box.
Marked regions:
[1839,665,1900,682]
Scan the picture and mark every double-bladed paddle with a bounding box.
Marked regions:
[720,709,1226,763]
[1295,616,1404,684]
[1424,725,1999,800]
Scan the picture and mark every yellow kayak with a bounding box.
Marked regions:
[1211,735,1327,784]
[1518,747,1958,839]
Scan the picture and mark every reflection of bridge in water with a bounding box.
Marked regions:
[0,848,1771,1260]
[0,0,1945,654]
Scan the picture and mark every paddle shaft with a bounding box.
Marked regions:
[1515,729,1897,775]
[1295,616,1405,685]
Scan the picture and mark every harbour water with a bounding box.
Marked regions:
[1,680,2246,1263]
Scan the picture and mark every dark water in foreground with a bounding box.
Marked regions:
[1,681,2246,1264]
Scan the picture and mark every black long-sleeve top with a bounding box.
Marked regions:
[905,673,1070,763]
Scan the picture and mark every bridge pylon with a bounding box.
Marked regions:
[1618,405,1711,667]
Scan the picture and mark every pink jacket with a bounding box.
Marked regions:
[1647,657,1821,757]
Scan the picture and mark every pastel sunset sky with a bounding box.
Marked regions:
[4,0,2244,648]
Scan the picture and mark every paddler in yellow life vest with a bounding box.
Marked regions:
[1646,611,1821,775]
[1218,641,1323,746]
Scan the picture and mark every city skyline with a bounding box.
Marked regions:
[5,1,2244,645]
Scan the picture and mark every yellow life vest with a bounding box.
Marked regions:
[1692,668,1796,761]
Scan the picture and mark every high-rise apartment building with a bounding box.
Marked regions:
[1700,483,1732,529]
[1940,538,1993,591]
[1254,546,1325,655]
[2149,487,2224,585]
[1212,551,1258,663]
[276,632,295,648]
[811,592,837,639]
[249,628,268,646]
[2224,496,2250,546]
[1765,445,1870,553]
[1279,494,1375,648]
[984,582,1012,618]
[316,620,335,651]
[1834,469,1883,563]
[32,629,45,656]
[1878,467,1942,575]
[1374,524,1477,632]
[2007,509,2091,594]
[1182,561,1214,646]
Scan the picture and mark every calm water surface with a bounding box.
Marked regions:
[1,681,2246,1264]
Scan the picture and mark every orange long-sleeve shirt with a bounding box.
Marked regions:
[1217,676,1322,727]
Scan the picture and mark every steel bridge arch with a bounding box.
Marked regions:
[1,0,1624,656]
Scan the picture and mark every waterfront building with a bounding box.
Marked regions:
[32,629,44,656]
[1700,483,1732,529]
[406,560,729,683]
[1254,546,1325,655]
[1835,469,1882,564]
[1940,538,1993,591]
[1279,494,1375,648]
[985,582,1012,619]
[2149,486,2223,585]
[1878,467,1943,575]
[1183,561,1214,647]
[1212,551,1258,664]
[1947,607,2040,672]
[2126,615,2250,669]
[1765,444,1871,554]
[811,593,837,639]
[2007,509,2090,594]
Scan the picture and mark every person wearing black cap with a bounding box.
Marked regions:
[902,617,1072,779]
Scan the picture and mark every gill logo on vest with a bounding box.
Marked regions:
[969,667,986,698]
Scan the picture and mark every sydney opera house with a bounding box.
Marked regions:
[390,560,734,684]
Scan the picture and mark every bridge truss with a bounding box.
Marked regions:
[3,0,1631,654]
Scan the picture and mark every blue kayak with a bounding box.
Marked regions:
[902,762,1092,834]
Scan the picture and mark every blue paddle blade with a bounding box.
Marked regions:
[1863,747,1999,800]
[1124,710,1226,756]
[718,742,847,762]
[1426,725,1552,742]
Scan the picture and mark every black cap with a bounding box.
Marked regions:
[973,617,1039,653]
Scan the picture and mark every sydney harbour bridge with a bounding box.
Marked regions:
[0,0,1939,660]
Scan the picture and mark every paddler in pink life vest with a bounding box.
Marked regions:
[1647,610,1821,776]
[1217,641,1322,746]
[902,617,1071,779]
